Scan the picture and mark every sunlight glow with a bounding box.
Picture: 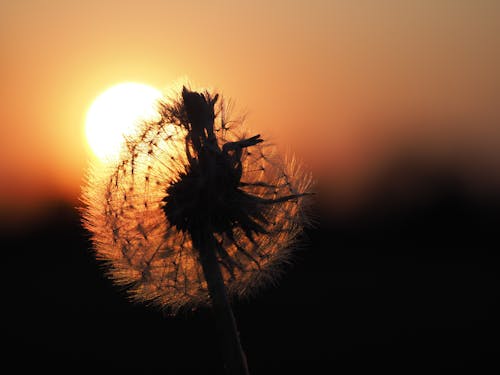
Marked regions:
[85,82,162,161]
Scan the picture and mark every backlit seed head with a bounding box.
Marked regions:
[81,87,313,313]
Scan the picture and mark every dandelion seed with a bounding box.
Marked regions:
[81,85,313,374]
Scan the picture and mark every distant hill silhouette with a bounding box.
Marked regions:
[3,156,499,373]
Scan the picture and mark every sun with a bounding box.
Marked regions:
[85,82,162,161]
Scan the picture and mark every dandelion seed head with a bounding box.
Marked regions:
[82,86,313,313]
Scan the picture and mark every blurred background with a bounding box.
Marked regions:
[2,1,499,373]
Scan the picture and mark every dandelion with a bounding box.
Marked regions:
[81,86,313,374]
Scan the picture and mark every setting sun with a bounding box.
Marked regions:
[85,82,162,161]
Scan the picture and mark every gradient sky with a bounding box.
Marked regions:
[1,0,499,219]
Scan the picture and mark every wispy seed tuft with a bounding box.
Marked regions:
[81,86,313,313]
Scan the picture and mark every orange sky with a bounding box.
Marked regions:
[1,0,499,218]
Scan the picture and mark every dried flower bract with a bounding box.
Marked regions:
[82,86,313,313]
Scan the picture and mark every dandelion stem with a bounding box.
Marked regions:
[193,229,250,375]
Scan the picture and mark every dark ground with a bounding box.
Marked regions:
[3,166,500,374]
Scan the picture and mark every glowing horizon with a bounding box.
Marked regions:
[1,0,499,219]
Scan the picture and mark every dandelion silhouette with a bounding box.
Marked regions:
[82,86,313,374]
